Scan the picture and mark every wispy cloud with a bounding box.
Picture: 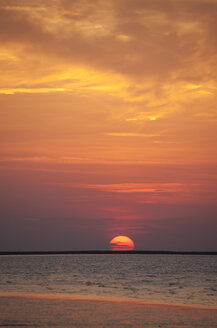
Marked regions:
[78,182,190,193]
[106,133,160,137]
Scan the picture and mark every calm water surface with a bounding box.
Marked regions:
[0,254,216,306]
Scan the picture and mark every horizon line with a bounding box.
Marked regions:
[0,250,216,256]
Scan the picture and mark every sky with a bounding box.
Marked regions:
[0,0,217,251]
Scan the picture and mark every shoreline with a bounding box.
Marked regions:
[1,293,216,327]
[1,292,216,310]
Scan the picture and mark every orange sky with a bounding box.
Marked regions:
[0,0,217,251]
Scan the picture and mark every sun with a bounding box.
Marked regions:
[109,235,135,251]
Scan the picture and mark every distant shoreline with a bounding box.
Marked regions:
[0,250,216,255]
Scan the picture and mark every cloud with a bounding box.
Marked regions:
[106,132,160,137]
[1,0,216,78]
[75,181,217,205]
[1,0,216,132]
[1,0,217,108]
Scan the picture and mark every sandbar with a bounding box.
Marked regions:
[0,293,216,327]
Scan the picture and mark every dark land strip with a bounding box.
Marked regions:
[0,250,216,255]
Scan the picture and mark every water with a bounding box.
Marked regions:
[0,254,216,307]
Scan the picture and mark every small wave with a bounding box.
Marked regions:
[141,279,151,283]
[85,281,94,286]
[169,282,178,286]
[97,283,105,287]
[0,324,30,327]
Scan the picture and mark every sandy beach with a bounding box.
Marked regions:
[0,294,216,328]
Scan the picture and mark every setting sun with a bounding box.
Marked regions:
[110,236,135,251]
